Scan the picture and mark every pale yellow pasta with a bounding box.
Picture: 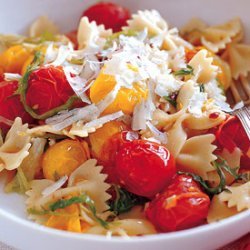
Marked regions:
[26,159,111,214]
[184,110,226,130]
[86,219,156,236]
[165,114,188,158]
[189,49,218,84]
[225,43,250,79]
[201,18,243,53]
[219,182,250,211]
[207,147,242,187]
[207,195,238,223]
[0,118,31,172]
[29,16,59,37]
[177,134,217,179]
[77,17,112,49]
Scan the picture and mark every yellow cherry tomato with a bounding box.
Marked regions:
[90,72,148,115]
[46,203,82,233]
[0,45,31,74]
[21,54,34,75]
[42,139,90,180]
[89,120,128,159]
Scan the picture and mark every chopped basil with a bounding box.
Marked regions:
[163,92,178,108]
[109,186,148,215]
[177,157,248,196]
[174,65,194,76]
[199,84,205,92]
[48,193,109,228]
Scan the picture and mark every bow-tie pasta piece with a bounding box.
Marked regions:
[77,17,112,49]
[0,118,31,172]
[177,134,217,179]
[201,18,243,53]
[219,182,250,211]
[225,43,250,79]
[189,49,218,84]
[207,195,238,223]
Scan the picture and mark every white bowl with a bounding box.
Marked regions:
[0,0,250,249]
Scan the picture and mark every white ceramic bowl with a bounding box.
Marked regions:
[0,0,250,249]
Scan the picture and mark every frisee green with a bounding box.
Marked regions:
[174,65,194,76]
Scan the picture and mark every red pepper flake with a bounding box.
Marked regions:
[209,112,220,119]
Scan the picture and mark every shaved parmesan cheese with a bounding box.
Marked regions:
[146,121,168,144]
[50,44,71,66]
[63,66,91,104]
[155,73,182,97]
[83,111,124,129]
[4,73,22,81]
[42,176,68,197]
[188,86,208,117]
[125,131,139,141]
[132,100,147,130]
[44,42,57,64]
[45,104,100,131]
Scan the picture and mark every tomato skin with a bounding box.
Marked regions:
[0,81,34,133]
[26,66,74,115]
[99,131,129,183]
[214,116,250,169]
[115,140,176,198]
[82,2,131,32]
[145,175,210,232]
[65,30,78,49]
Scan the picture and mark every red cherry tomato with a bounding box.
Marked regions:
[0,81,34,133]
[214,116,250,169]
[115,139,176,198]
[26,66,74,115]
[99,131,129,183]
[82,2,131,32]
[65,30,78,49]
[146,174,210,232]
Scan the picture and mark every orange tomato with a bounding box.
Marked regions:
[90,72,148,115]
[89,120,128,160]
[0,45,31,74]
[21,54,34,75]
[46,203,82,233]
[42,139,90,180]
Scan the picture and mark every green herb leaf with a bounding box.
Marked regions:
[216,156,249,182]
[199,84,205,92]
[48,193,109,228]
[49,196,85,211]
[174,65,194,76]
[177,156,249,196]
[109,187,148,215]
[163,92,178,108]
[18,51,80,120]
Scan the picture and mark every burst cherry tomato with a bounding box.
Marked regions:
[0,81,34,133]
[115,139,176,198]
[214,116,250,169]
[146,174,210,232]
[82,2,131,32]
[26,66,74,115]
[99,131,129,183]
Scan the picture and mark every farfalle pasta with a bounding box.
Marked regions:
[0,3,249,237]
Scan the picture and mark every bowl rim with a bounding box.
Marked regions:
[0,205,249,242]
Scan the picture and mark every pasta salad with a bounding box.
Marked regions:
[0,2,249,237]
